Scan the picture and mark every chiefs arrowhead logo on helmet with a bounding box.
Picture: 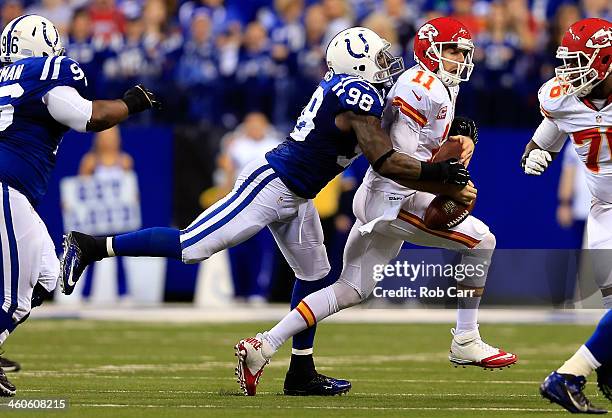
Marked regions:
[418,24,439,41]
[586,28,612,49]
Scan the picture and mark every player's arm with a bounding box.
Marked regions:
[521,117,567,175]
[345,112,474,203]
[44,84,160,132]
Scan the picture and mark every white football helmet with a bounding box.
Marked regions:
[0,15,64,64]
[326,27,404,84]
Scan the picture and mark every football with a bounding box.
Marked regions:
[423,195,475,230]
[431,139,463,162]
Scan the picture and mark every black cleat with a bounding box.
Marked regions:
[597,364,612,402]
[0,356,20,373]
[540,372,607,414]
[60,231,103,295]
[0,368,15,397]
[284,372,351,396]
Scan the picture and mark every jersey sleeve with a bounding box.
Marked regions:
[388,79,433,133]
[537,78,568,128]
[336,79,385,118]
[40,56,89,98]
[531,116,567,152]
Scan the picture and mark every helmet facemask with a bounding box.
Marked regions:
[426,39,474,87]
[372,41,404,85]
[555,46,605,97]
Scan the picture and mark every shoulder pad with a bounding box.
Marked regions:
[538,77,572,119]
[332,75,384,117]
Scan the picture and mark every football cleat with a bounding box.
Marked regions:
[284,372,351,396]
[0,367,16,397]
[597,364,612,402]
[60,231,102,295]
[541,371,607,414]
[234,334,271,396]
[449,328,517,369]
[0,356,20,373]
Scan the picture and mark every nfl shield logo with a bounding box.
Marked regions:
[596,115,602,123]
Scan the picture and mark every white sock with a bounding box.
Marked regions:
[557,345,601,377]
[455,296,481,334]
[106,237,115,257]
[265,286,338,353]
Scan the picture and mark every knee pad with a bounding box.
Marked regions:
[458,232,496,288]
[290,244,330,281]
[332,279,364,309]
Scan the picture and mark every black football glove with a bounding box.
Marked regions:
[122,84,162,115]
[449,116,478,145]
[440,158,470,186]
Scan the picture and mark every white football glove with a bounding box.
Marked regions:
[523,149,552,176]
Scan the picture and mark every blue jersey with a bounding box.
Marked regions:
[266,72,384,199]
[0,56,88,206]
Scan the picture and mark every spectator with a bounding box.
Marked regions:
[451,0,484,37]
[174,12,222,123]
[378,0,418,58]
[78,126,135,302]
[26,0,72,34]
[89,0,126,41]
[294,4,328,106]
[214,112,282,303]
[1,0,24,29]
[362,12,401,58]
[472,1,523,125]
[65,7,109,98]
[581,0,611,20]
[232,21,277,121]
[179,0,242,38]
[103,12,163,102]
[268,0,306,128]
[321,0,354,47]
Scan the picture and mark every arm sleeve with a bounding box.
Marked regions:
[43,86,93,132]
[532,117,567,152]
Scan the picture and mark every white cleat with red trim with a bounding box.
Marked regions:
[234,333,273,396]
[448,328,517,369]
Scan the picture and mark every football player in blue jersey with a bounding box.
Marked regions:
[60,27,476,396]
[0,14,160,396]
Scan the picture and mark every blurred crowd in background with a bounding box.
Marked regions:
[4,0,606,302]
[2,0,610,130]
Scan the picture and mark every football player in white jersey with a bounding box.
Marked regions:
[236,17,517,396]
[0,14,160,396]
[521,17,612,414]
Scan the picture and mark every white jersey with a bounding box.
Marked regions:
[363,65,459,194]
[536,77,612,203]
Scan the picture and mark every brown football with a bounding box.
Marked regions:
[423,195,475,230]
[431,139,462,162]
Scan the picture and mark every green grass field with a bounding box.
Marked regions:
[0,320,607,417]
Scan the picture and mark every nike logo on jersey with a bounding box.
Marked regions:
[412,91,422,101]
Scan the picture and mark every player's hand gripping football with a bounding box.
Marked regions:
[448,116,478,166]
[440,158,470,186]
[122,84,162,115]
[447,180,477,206]
[522,149,552,175]
[446,135,474,167]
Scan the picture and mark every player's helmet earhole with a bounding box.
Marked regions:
[31,27,36,37]
[42,52,48,56]
[358,65,366,71]
[602,55,610,64]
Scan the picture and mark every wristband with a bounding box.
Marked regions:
[418,161,443,181]
[372,149,396,172]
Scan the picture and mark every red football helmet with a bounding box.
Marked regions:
[555,18,612,97]
[413,17,474,87]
